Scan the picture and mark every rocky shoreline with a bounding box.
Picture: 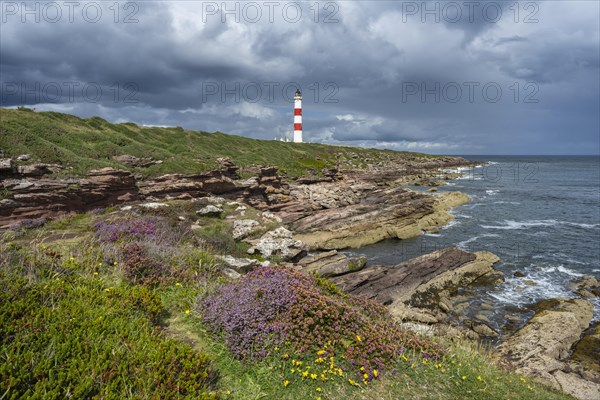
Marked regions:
[2,153,598,398]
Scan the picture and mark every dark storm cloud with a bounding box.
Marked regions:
[0,0,598,154]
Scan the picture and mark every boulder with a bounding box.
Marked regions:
[219,255,259,273]
[197,205,223,217]
[16,154,31,161]
[232,219,259,240]
[248,227,307,261]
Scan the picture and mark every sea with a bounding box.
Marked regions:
[344,155,600,333]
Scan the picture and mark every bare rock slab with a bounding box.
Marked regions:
[498,298,596,400]
[298,250,367,277]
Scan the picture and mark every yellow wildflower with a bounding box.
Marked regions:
[316,387,322,392]
[310,373,317,380]
[356,335,362,342]
[477,375,483,382]
[184,309,190,314]
[363,373,368,380]
[373,369,378,378]
[283,380,290,387]
[302,371,309,378]
[462,376,467,380]
[175,282,181,286]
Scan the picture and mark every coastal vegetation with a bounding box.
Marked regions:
[0,204,572,400]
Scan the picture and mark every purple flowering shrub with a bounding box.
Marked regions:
[121,243,170,286]
[94,218,158,242]
[201,266,443,383]
[202,266,298,360]
[93,214,190,246]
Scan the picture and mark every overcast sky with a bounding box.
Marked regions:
[1,0,598,154]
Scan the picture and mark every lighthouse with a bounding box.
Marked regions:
[293,89,303,143]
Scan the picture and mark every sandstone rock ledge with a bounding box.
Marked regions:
[498,298,600,400]
[290,189,469,250]
[332,248,502,330]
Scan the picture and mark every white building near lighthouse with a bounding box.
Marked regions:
[293,89,303,143]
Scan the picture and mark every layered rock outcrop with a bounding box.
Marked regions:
[0,168,139,226]
[287,188,468,250]
[331,248,502,327]
[0,158,283,228]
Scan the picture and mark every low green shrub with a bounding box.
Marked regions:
[0,272,219,399]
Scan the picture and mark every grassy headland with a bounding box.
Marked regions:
[0,107,436,179]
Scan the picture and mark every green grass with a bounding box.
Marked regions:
[0,208,574,400]
[0,108,439,178]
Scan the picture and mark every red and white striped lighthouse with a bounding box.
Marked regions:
[293,89,303,143]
